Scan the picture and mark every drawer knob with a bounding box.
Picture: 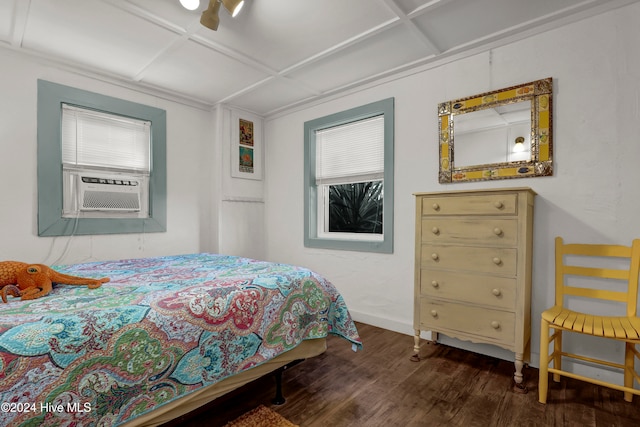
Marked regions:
[494,201,504,209]
[431,280,439,288]
[493,257,502,265]
[491,321,500,329]
[432,203,440,211]
[493,227,503,236]
[431,227,440,235]
[430,310,438,317]
[492,288,501,296]
[431,253,439,261]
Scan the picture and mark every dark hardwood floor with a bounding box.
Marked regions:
[169,322,640,427]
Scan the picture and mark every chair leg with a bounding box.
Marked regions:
[553,328,562,382]
[539,317,550,404]
[624,342,635,402]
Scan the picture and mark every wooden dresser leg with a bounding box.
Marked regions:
[513,353,528,393]
[410,329,421,362]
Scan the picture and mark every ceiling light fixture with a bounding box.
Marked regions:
[180,0,200,11]
[200,0,221,31]
[200,0,244,31]
[221,0,244,17]
[513,136,525,152]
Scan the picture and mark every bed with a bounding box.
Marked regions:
[0,253,362,426]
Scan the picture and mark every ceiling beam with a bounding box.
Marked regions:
[9,0,31,48]
[379,0,441,55]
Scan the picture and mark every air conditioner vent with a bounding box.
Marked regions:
[82,190,140,211]
[79,174,142,212]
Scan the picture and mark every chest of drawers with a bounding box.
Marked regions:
[413,187,536,390]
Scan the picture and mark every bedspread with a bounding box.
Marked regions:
[0,253,361,426]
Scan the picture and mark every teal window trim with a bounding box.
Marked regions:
[37,80,167,236]
[304,98,394,253]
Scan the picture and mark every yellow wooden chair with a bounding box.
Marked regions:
[539,237,640,403]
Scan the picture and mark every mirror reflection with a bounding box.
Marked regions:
[438,78,553,183]
[454,101,531,167]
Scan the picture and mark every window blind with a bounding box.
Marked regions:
[315,115,384,185]
[62,104,151,172]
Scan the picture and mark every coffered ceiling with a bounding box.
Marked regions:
[1,0,637,117]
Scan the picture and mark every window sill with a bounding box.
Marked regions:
[304,236,392,253]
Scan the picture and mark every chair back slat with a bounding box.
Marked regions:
[563,265,629,280]
[563,242,632,258]
[561,286,628,302]
[555,237,640,316]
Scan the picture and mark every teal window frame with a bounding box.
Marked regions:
[304,98,394,253]
[37,80,167,236]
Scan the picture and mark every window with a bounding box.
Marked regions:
[37,80,167,236]
[304,98,394,253]
[61,104,151,173]
[61,104,152,219]
[62,103,151,218]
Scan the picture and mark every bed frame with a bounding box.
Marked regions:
[122,338,327,427]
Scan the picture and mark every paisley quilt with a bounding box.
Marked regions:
[0,253,361,427]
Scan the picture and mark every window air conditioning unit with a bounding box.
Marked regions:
[78,174,142,212]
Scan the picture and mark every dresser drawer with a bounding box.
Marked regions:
[421,218,518,246]
[421,245,517,276]
[419,299,515,343]
[422,194,518,216]
[420,270,516,310]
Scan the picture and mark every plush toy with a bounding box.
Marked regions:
[0,261,109,303]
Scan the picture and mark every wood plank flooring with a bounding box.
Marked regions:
[167,322,640,427]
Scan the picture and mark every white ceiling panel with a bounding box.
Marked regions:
[227,77,318,114]
[195,0,397,71]
[412,0,594,52]
[288,25,434,94]
[2,0,638,116]
[141,39,270,103]
[124,0,205,29]
[0,1,14,42]
[22,0,180,78]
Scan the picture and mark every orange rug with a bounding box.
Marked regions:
[223,405,299,427]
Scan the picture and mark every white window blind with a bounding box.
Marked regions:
[315,115,384,185]
[62,104,151,172]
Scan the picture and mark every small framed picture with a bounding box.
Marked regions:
[239,119,254,146]
[231,112,262,180]
[239,146,254,173]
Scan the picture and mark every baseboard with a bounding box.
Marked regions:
[350,311,413,336]
[349,311,435,342]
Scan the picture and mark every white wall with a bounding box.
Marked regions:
[217,107,266,260]
[0,49,217,264]
[263,3,640,381]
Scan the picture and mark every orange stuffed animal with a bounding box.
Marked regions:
[0,261,109,303]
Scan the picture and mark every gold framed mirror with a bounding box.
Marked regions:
[438,78,553,183]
